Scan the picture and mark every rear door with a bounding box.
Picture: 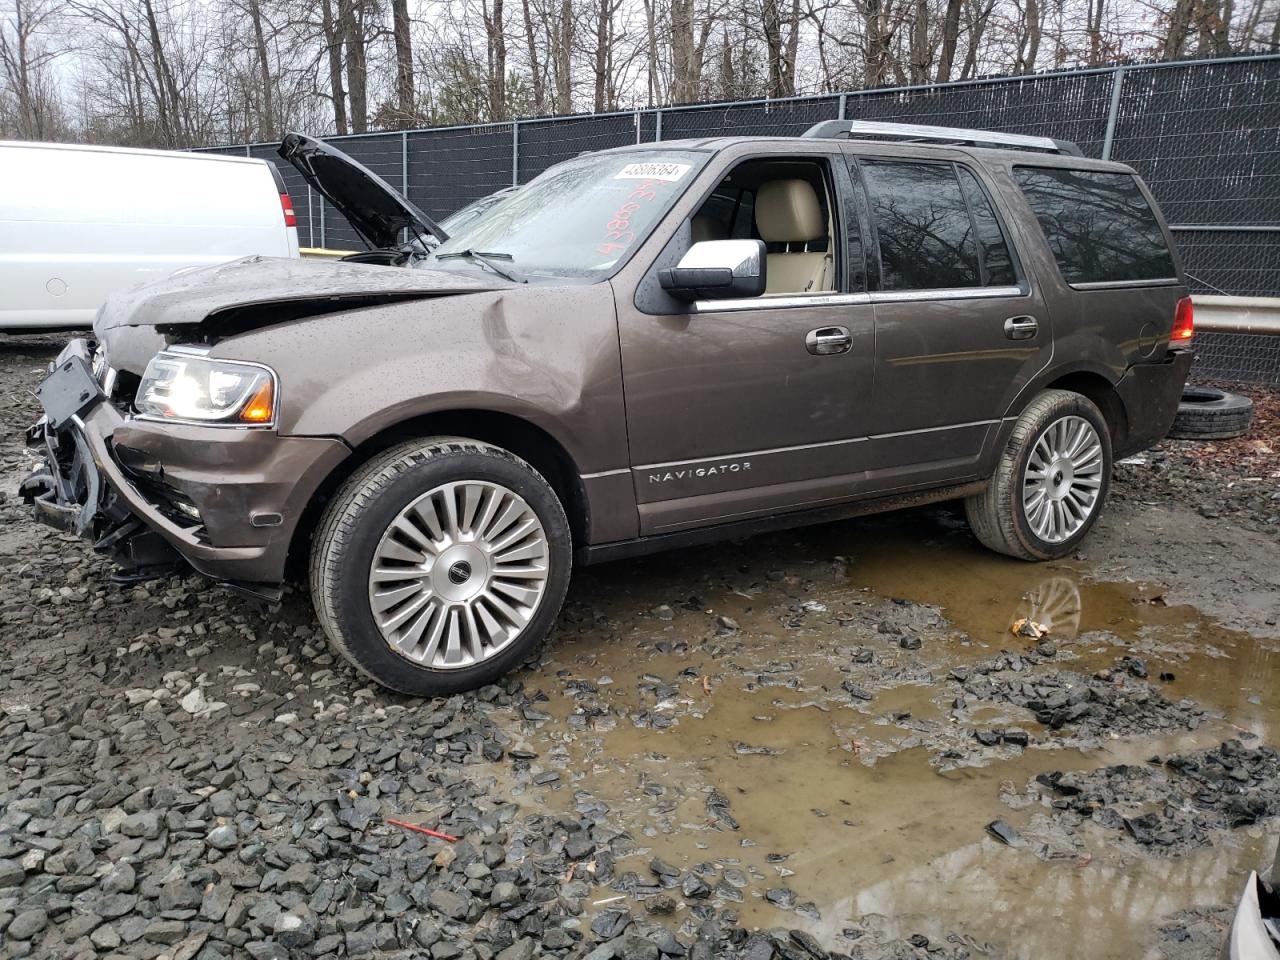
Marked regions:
[850,153,1052,489]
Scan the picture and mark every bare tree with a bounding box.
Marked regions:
[1086,0,1107,63]
[245,0,275,135]
[935,0,963,81]
[482,0,507,118]
[0,0,64,139]
[520,0,548,111]
[392,0,415,124]
[669,0,698,100]
[6,0,1274,149]
[318,0,349,133]
[337,0,367,131]
[1015,0,1042,71]
[551,0,574,111]
[760,0,802,95]
[863,0,900,86]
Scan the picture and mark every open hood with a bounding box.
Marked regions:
[278,132,447,249]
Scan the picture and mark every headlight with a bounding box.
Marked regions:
[136,350,277,426]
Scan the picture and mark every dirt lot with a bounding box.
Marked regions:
[1,334,1277,960]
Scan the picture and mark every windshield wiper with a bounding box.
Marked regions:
[434,249,525,283]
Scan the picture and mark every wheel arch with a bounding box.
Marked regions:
[1042,369,1129,454]
[985,364,1129,476]
[287,409,590,580]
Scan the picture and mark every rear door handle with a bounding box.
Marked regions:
[806,326,852,356]
[1003,315,1038,340]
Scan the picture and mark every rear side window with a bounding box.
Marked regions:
[1013,167,1176,285]
[859,160,1016,291]
[862,161,978,290]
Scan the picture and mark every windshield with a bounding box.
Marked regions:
[438,191,513,236]
[426,150,707,279]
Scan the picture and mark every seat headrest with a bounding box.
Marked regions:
[755,179,824,244]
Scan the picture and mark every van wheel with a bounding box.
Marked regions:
[310,438,571,696]
[965,390,1112,561]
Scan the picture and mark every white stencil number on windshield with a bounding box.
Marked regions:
[614,162,691,182]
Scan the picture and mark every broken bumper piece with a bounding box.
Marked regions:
[19,339,284,599]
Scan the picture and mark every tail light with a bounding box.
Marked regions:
[1171,296,1194,344]
[279,192,297,228]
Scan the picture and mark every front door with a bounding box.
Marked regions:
[850,154,1053,489]
[616,152,877,536]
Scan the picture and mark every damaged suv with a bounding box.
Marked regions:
[21,122,1193,695]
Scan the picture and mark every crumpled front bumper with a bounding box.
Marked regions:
[20,339,349,592]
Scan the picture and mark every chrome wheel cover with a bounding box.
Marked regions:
[368,480,550,669]
[1022,415,1104,544]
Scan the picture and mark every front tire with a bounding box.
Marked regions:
[310,438,572,696]
[965,390,1112,561]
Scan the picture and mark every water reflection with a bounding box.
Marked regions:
[1015,576,1083,641]
[835,829,1277,959]
[847,514,1278,745]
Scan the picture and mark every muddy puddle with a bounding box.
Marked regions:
[494,509,1279,958]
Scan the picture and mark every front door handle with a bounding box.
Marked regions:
[806,325,852,356]
[1004,315,1039,340]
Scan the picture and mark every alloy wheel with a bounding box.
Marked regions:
[367,480,550,668]
[1021,415,1104,544]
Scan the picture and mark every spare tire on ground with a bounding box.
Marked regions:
[1167,385,1255,440]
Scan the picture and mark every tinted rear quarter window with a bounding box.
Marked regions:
[957,168,1016,286]
[1013,167,1176,285]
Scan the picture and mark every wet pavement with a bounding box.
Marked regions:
[0,334,1277,959]
[504,513,1278,959]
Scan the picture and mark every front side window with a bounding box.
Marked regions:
[1013,167,1176,285]
[688,157,840,296]
[861,161,982,291]
[426,150,708,279]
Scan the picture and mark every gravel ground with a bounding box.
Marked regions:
[1,336,1277,960]
[1112,381,1280,535]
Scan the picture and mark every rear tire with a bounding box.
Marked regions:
[1167,386,1254,440]
[965,390,1112,561]
[310,438,571,696]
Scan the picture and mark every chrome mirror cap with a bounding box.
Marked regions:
[659,239,767,301]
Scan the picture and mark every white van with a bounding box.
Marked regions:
[0,141,299,330]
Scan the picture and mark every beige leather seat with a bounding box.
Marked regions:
[754,179,833,295]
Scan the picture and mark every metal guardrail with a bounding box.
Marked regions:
[1193,296,1280,335]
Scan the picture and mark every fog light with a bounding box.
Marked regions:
[173,499,202,522]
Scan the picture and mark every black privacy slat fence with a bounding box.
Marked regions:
[202,53,1280,383]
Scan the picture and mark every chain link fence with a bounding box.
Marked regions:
[204,52,1280,383]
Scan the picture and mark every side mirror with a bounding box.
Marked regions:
[658,239,766,302]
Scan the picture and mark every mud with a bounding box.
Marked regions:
[501,512,1278,958]
[0,334,1277,960]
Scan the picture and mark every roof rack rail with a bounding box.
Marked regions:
[801,119,1083,157]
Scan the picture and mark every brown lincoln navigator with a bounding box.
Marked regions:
[21,121,1194,695]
